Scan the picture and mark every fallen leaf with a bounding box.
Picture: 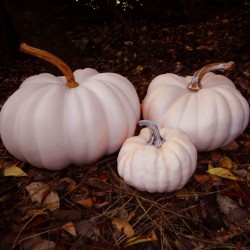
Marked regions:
[22,234,43,250]
[62,221,77,237]
[76,197,95,208]
[210,151,224,163]
[218,156,234,169]
[221,141,239,151]
[3,165,27,177]
[53,177,77,192]
[28,239,56,250]
[112,218,134,237]
[132,65,143,74]
[208,163,222,182]
[25,182,60,211]
[207,167,242,181]
[86,177,111,191]
[75,218,97,236]
[228,207,250,227]
[194,174,210,184]
[217,193,238,215]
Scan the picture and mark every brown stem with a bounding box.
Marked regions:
[20,43,79,88]
[187,62,235,92]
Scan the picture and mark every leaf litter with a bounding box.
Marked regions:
[0,3,250,250]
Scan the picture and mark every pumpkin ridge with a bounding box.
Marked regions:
[128,147,143,189]
[174,93,197,134]
[197,89,217,150]
[103,79,140,117]
[162,144,183,191]
[173,137,196,173]
[85,79,138,151]
[63,88,107,164]
[165,139,192,190]
[207,88,235,148]
[213,87,249,145]
[33,85,69,168]
[22,85,66,167]
[145,87,187,125]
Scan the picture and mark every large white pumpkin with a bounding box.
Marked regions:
[117,120,197,193]
[142,62,249,151]
[0,44,140,170]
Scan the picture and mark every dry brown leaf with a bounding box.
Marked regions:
[28,239,56,250]
[22,234,43,250]
[194,174,210,184]
[87,177,111,191]
[3,165,27,177]
[228,207,250,226]
[62,221,77,237]
[218,156,234,169]
[75,218,97,236]
[76,197,95,208]
[210,151,224,163]
[112,218,134,237]
[221,141,239,151]
[54,177,77,191]
[25,182,60,211]
[217,193,238,215]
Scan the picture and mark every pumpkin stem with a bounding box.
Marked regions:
[20,43,79,88]
[187,61,235,92]
[139,120,165,148]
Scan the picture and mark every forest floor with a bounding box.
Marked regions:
[0,3,250,250]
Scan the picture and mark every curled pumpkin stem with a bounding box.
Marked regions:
[139,120,165,148]
[20,43,79,88]
[187,61,235,92]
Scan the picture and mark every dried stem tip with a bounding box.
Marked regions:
[187,61,235,92]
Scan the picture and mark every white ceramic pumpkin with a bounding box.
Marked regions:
[117,120,197,193]
[0,43,140,170]
[142,62,249,151]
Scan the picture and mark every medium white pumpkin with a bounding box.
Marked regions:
[142,62,249,151]
[0,43,140,170]
[117,120,197,193]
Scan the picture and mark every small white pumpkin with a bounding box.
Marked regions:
[0,43,140,170]
[142,62,249,151]
[117,120,197,193]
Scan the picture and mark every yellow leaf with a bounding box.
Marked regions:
[112,218,134,237]
[218,156,233,169]
[4,165,27,177]
[132,65,143,74]
[208,163,222,182]
[207,167,242,181]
